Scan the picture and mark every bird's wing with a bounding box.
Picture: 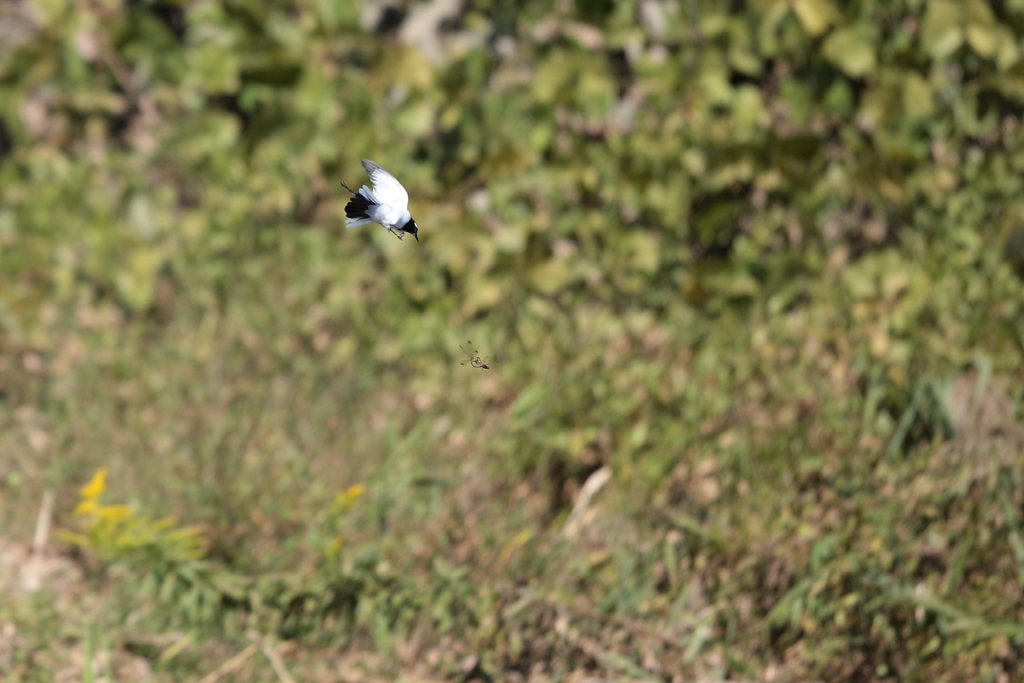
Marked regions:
[362,160,409,210]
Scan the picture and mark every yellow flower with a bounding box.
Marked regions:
[73,499,97,516]
[80,468,107,502]
[97,504,132,523]
[332,483,366,513]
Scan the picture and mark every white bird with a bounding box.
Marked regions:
[340,160,420,241]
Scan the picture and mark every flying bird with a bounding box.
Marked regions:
[340,160,419,241]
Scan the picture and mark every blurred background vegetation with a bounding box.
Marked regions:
[2,0,1024,679]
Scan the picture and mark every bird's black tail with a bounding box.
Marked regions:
[341,182,375,222]
[345,192,373,221]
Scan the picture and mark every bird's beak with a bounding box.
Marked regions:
[414,232,419,242]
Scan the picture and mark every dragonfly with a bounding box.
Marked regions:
[460,342,491,370]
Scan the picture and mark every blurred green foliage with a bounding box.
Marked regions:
[2,0,1024,679]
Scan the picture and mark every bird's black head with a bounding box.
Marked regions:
[403,218,419,242]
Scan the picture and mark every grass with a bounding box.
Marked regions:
[2,257,1024,680]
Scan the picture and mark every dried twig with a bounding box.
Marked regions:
[562,466,612,538]
[31,490,54,555]
[197,642,259,683]
[248,630,296,683]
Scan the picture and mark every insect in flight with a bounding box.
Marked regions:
[460,342,491,370]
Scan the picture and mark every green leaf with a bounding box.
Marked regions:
[625,231,661,275]
[790,0,838,37]
[995,28,1021,71]
[920,0,964,60]
[576,61,616,117]
[393,100,435,137]
[529,258,575,294]
[822,25,877,78]
[964,0,997,26]
[532,50,574,104]
[902,72,934,121]
[462,273,504,315]
[965,23,999,58]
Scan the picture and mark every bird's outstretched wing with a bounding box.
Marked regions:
[362,160,409,210]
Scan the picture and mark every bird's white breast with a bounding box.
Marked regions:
[368,203,410,229]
